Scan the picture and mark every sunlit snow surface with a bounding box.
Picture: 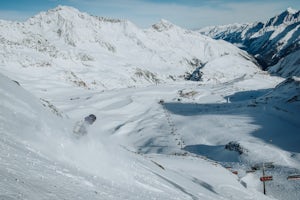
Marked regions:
[1,6,300,200]
[1,70,300,200]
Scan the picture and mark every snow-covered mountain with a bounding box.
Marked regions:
[0,5,261,94]
[268,49,300,77]
[1,6,300,200]
[257,76,300,108]
[199,8,300,77]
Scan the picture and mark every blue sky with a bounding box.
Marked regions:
[0,0,300,29]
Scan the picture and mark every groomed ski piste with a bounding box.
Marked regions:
[1,6,300,200]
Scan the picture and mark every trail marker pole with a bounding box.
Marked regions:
[251,162,274,195]
[259,163,273,195]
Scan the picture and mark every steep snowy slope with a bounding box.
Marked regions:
[1,73,277,199]
[256,76,300,109]
[0,72,69,149]
[199,23,257,47]
[0,5,260,94]
[268,49,300,77]
[199,8,300,75]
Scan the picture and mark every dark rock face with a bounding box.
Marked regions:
[225,141,248,155]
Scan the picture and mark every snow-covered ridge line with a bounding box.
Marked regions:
[0,5,261,93]
[198,8,300,77]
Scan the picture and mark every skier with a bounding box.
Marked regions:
[73,114,97,136]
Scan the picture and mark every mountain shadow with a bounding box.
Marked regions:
[163,90,300,153]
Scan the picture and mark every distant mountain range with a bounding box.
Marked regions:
[0,6,262,91]
[199,8,300,77]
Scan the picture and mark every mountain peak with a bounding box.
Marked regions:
[28,5,130,28]
[264,7,300,27]
[151,19,176,32]
[49,5,81,14]
[286,7,298,14]
[199,7,300,75]
[29,5,88,23]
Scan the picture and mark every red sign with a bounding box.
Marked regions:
[260,176,273,182]
[231,171,238,175]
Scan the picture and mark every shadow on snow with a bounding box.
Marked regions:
[163,89,300,154]
[183,144,240,163]
[225,89,272,102]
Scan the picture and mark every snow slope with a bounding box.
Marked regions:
[0,5,260,94]
[1,5,299,200]
[268,49,300,77]
[256,76,300,113]
[45,69,299,200]
[1,72,277,199]
[199,8,300,76]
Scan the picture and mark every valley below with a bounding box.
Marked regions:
[1,5,300,200]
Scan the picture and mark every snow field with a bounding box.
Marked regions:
[0,6,299,200]
[1,72,280,200]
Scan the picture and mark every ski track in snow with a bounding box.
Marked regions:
[0,6,300,200]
